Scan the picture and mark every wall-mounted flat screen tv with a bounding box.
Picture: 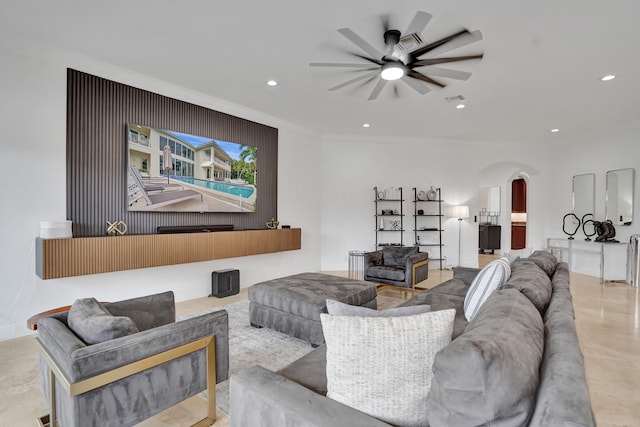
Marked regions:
[127,124,257,213]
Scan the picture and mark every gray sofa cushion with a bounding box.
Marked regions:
[67,298,138,345]
[529,262,596,426]
[382,246,419,267]
[503,259,553,313]
[399,291,468,339]
[428,288,544,427]
[426,278,469,297]
[364,265,405,282]
[527,250,558,277]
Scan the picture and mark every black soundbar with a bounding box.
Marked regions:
[156,224,234,234]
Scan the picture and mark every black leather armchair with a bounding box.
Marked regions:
[364,246,429,291]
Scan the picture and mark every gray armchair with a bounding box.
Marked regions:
[36,291,229,427]
[364,246,429,291]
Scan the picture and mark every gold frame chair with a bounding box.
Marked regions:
[37,336,217,427]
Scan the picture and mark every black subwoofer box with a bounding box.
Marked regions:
[210,269,240,298]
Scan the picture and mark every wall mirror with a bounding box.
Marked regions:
[479,186,500,223]
[606,168,635,226]
[572,173,595,221]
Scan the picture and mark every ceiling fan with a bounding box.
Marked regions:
[309,11,483,100]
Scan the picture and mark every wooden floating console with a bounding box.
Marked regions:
[36,228,301,279]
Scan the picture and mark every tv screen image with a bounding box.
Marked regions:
[127,124,257,213]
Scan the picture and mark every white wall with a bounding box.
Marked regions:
[3,38,640,342]
[546,125,640,277]
[319,136,554,271]
[0,42,323,341]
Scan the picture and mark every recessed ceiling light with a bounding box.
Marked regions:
[362,123,371,128]
[601,75,615,82]
[456,103,466,109]
[551,128,560,133]
[266,80,278,86]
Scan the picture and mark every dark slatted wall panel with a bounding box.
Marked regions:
[66,69,278,237]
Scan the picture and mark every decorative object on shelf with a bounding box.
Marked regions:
[452,205,470,267]
[417,209,424,215]
[377,190,386,200]
[40,220,73,239]
[106,220,128,236]
[379,218,385,230]
[426,186,438,201]
[562,213,580,240]
[417,190,427,201]
[381,209,393,215]
[266,217,279,229]
[581,213,596,241]
[594,220,619,243]
[388,220,401,230]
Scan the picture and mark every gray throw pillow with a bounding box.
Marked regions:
[321,309,455,427]
[326,299,430,317]
[68,297,139,345]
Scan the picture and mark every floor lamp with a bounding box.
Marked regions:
[452,205,470,267]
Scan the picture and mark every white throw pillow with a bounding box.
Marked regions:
[464,257,511,321]
[320,309,455,427]
[326,299,431,317]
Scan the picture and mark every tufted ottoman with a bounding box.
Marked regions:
[248,272,377,346]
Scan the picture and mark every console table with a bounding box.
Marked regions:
[36,228,301,279]
[546,237,628,282]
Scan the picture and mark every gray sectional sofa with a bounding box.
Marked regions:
[230,251,596,426]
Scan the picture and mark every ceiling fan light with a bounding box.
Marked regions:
[381,63,405,81]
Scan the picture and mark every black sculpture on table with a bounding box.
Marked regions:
[562,213,581,240]
[593,220,619,243]
[581,213,596,241]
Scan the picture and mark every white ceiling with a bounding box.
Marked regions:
[2,0,640,145]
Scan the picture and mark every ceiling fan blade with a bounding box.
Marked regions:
[405,11,432,35]
[328,70,380,91]
[413,54,483,67]
[420,30,484,58]
[408,29,469,59]
[350,54,383,66]
[309,62,378,68]
[368,78,387,101]
[338,28,384,60]
[401,76,431,95]
[407,70,446,88]
[412,66,473,80]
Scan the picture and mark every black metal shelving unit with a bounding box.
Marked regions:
[412,187,444,269]
[374,186,404,248]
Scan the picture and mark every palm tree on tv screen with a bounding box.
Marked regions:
[238,145,257,185]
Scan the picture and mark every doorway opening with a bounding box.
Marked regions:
[511,178,527,249]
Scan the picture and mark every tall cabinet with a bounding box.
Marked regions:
[374,186,404,248]
[413,187,444,269]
